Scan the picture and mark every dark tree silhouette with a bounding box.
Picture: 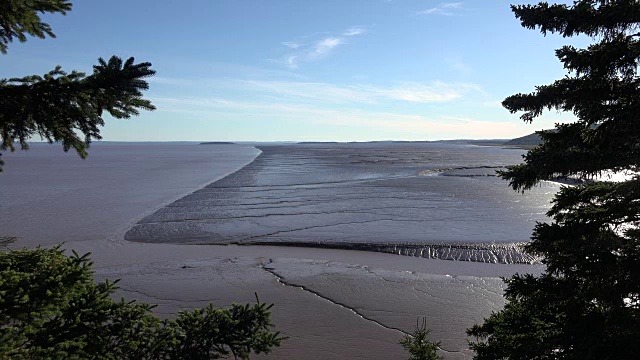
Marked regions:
[0,0,155,172]
[468,2,640,359]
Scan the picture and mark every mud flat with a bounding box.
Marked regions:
[80,242,541,360]
[1,143,548,359]
[127,144,557,264]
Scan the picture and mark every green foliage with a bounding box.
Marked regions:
[0,246,284,359]
[0,0,156,172]
[0,57,156,157]
[469,1,640,359]
[0,0,72,54]
[400,318,442,360]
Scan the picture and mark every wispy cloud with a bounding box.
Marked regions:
[149,59,308,82]
[311,37,345,58]
[244,80,373,103]
[279,26,368,69]
[282,41,302,49]
[243,80,480,104]
[343,27,367,37]
[150,96,529,140]
[148,76,480,105]
[370,83,469,102]
[418,2,466,16]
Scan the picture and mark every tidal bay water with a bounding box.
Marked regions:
[1,142,550,358]
[0,142,260,247]
[125,143,559,263]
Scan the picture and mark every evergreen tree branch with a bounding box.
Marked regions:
[0,0,72,54]
[556,35,640,79]
[499,123,640,191]
[512,1,640,39]
[0,247,284,359]
[471,2,640,358]
[0,56,156,172]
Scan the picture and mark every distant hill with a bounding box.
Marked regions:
[298,141,341,144]
[504,132,542,146]
[296,140,513,145]
[200,142,235,145]
[291,136,546,147]
[444,139,511,145]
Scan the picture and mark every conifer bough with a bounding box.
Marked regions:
[0,0,156,172]
[468,2,640,359]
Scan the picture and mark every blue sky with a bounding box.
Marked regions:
[3,0,587,141]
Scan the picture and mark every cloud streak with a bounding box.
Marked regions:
[282,41,302,49]
[343,27,367,36]
[243,80,480,104]
[280,26,368,69]
[311,37,345,58]
[418,2,466,16]
[150,96,530,140]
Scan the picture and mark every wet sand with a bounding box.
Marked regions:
[0,143,543,359]
[126,144,556,265]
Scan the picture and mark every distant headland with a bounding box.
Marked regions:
[296,137,538,147]
[197,133,546,148]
